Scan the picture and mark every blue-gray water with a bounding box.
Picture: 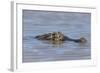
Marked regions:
[22,10,91,63]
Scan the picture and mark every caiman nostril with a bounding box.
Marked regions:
[79,37,87,43]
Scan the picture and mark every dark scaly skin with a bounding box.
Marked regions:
[35,32,87,43]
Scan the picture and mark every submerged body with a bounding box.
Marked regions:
[35,32,87,43]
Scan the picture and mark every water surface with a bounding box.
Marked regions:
[22,10,91,62]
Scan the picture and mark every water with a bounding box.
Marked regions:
[22,10,91,62]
